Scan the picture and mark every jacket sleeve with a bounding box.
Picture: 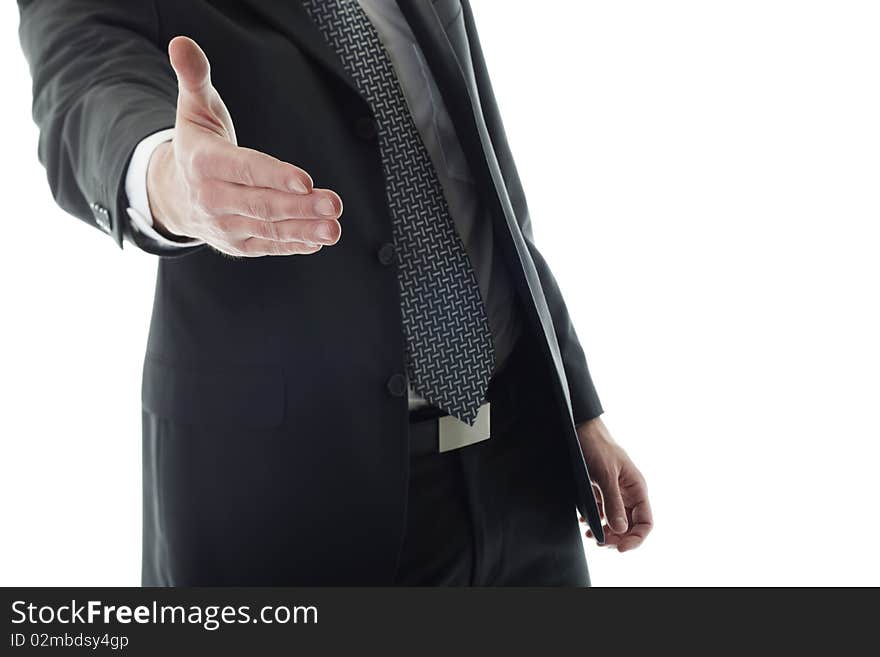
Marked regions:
[17,0,196,256]
[460,0,604,425]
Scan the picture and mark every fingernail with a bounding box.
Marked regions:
[316,223,335,242]
[315,196,337,217]
[289,178,309,194]
[615,517,628,531]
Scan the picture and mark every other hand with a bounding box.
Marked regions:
[577,416,653,552]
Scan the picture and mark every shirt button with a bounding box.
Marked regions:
[386,373,408,397]
[354,116,378,140]
[376,242,396,266]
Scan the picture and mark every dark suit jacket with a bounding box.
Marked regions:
[18,0,607,578]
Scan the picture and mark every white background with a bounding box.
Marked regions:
[1,1,878,586]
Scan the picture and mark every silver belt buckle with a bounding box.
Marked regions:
[438,402,491,453]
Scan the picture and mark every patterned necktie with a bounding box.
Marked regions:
[300,0,495,425]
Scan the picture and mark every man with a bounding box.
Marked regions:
[18,0,652,586]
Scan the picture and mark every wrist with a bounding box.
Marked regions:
[146,141,189,240]
[576,416,614,448]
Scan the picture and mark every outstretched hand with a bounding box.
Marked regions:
[146,36,343,257]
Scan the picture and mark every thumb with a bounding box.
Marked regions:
[599,475,629,534]
[168,36,212,96]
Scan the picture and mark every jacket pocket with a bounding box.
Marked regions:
[142,356,285,429]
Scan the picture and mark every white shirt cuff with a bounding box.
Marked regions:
[125,128,204,249]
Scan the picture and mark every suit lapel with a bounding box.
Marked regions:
[396,0,480,150]
[397,1,540,278]
[400,1,585,435]
[242,0,359,97]
[242,0,482,159]
[397,1,527,218]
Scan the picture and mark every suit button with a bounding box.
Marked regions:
[386,373,407,397]
[376,242,396,266]
[91,202,111,233]
[354,116,378,140]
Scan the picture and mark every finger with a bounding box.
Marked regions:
[592,483,605,520]
[605,503,652,552]
[237,238,324,258]
[596,531,623,547]
[616,535,645,553]
[169,36,238,143]
[630,502,653,534]
[613,525,648,552]
[193,144,316,194]
[169,36,212,96]
[214,215,341,245]
[622,503,653,547]
[585,527,617,545]
[598,474,628,534]
[622,476,652,516]
[201,183,339,221]
[622,476,653,534]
